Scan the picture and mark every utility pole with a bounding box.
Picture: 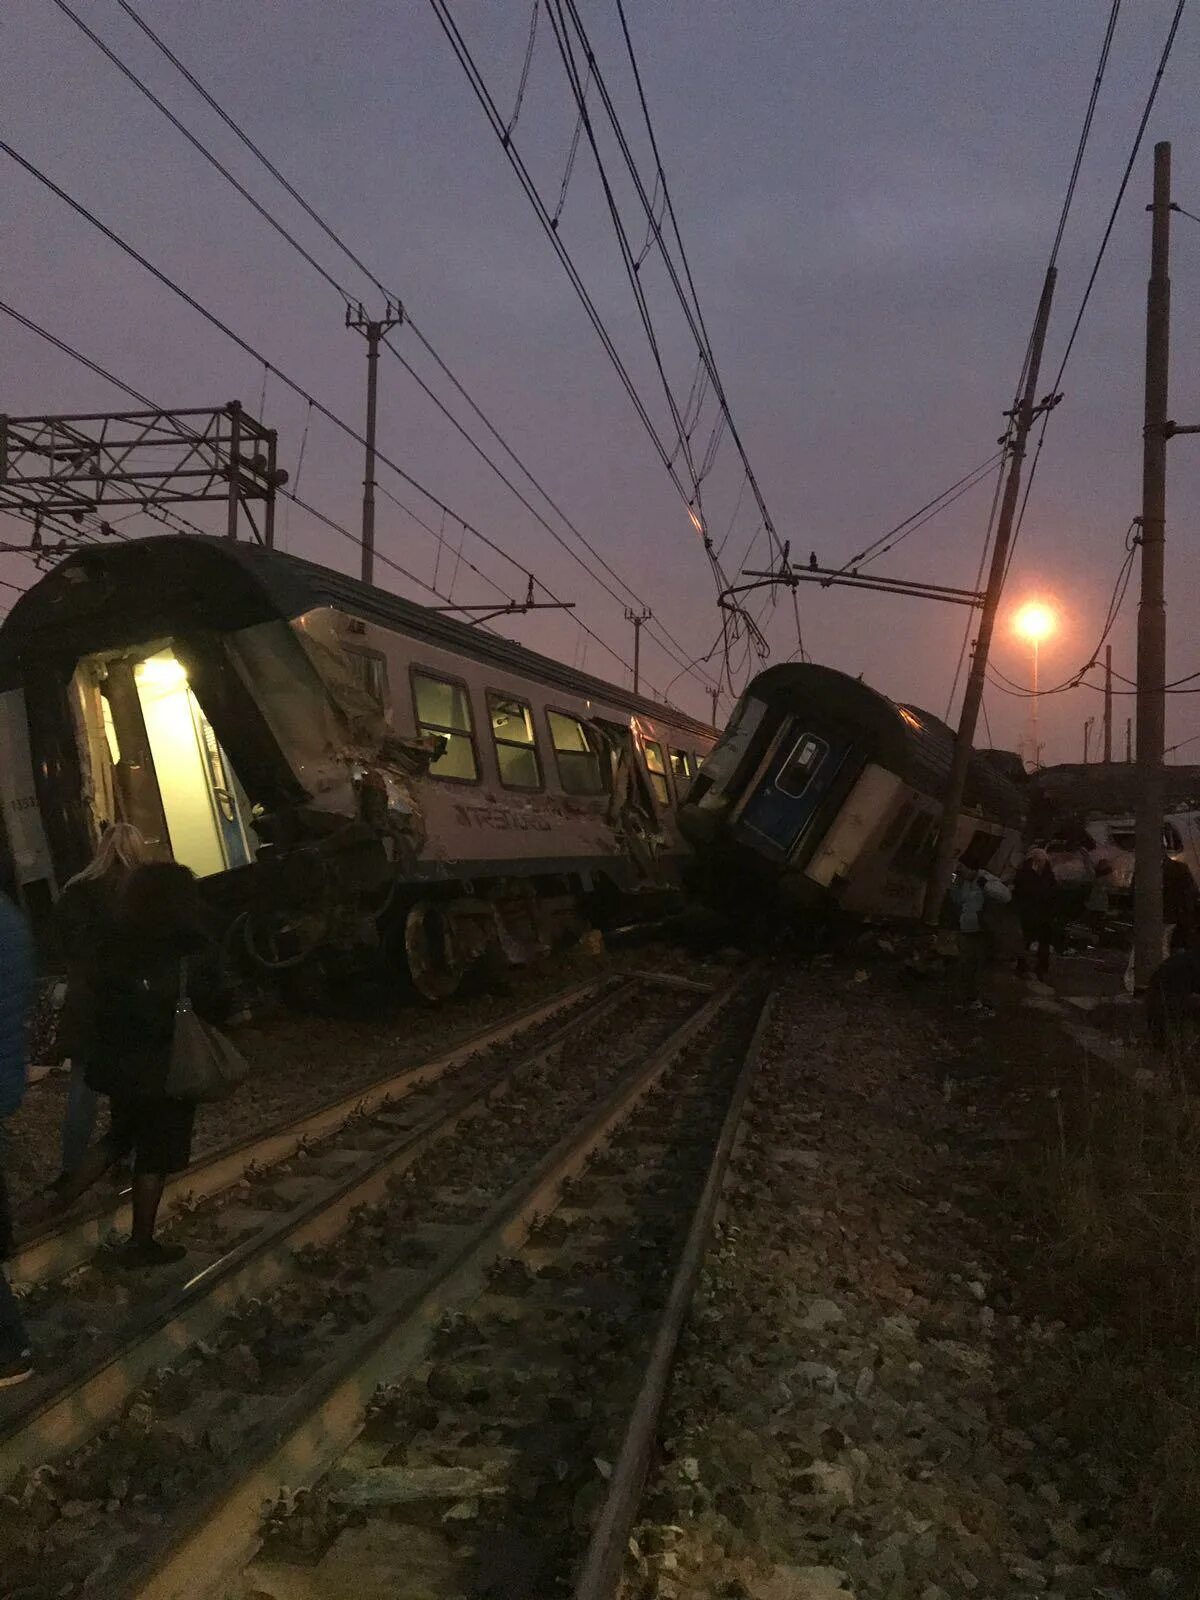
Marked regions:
[625,606,651,694]
[1133,142,1171,990]
[924,267,1059,923]
[347,299,402,585]
[1084,717,1095,764]
[1103,644,1113,763]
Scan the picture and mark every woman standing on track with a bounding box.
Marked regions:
[50,823,149,1189]
[52,862,233,1266]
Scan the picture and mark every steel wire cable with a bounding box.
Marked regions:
[62,0,703,692]
[0,143,664,687]
[51,3,704,694]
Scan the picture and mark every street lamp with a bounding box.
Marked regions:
[1013,601,1056,769]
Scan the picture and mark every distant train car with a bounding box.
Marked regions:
[678,663,1023,924]
[0,536,714,998]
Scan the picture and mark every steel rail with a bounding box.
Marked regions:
[110,980,739,1600]
[572,988,775,1599]
[13,976,609,1288]
[0,981,635,1488]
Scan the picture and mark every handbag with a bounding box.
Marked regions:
[164,959,249,1103]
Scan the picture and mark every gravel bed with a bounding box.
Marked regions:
[625,960,1183,1600]
[239,992,762,1598]
[0,981,709,1599]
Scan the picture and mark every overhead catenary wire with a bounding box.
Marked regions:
[545,0,798,674]
[66,0,709,697]
[0,142,664,689]
[1003,0,1187,578]
[0,300,517,623]
[609,0,789,571]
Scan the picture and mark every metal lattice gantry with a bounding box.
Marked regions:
[0,401,287,545]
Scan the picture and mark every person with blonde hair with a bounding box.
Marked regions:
[50,822,151,1187]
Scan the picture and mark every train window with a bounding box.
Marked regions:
[548,711,606,796]
[878,802,914,855]
[413,672,478,782]
[669,749,693,785]
[487,692,541,790]
[345,648,388,710]
[775,733,828,799]
[643,740,671,807]
[894,813,934,870]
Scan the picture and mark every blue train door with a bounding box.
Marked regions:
[736,726,852,857]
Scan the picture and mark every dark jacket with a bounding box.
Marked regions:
[85,927,232,1100]
[51,876,124,1058]
[0,895,33,1119]
[1163,857,1199,936]
[1013,861,1058,923]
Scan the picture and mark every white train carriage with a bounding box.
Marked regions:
[0,536,714,997]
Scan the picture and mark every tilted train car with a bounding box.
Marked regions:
[0,536,714,997]
[678,663,1024,924]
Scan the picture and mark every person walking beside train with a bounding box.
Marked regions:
[0,889,35,1386]
[948,861,1012,1014]
[49,823,150,1190]
[1012,846,1058,983]
[50,862,234,1266]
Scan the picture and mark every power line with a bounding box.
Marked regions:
[0,297,662,682]
[60,0,711,694]
[0,299,500,618]
[424,1,705,517]
[584,0,789,566]
[0,140,645,668]
[1004,0,1188,577]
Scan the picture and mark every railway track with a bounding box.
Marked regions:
[1,967,768,1600]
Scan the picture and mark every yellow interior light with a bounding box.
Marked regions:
[135,653,188,689]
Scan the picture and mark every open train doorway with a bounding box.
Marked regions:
[75,645,256,878]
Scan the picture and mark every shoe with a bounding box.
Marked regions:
[0,1351,34,1389]
[113,1238,187,1268]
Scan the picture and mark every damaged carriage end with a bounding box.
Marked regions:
[0,537,714,999]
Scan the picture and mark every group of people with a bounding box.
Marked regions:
[947,845,1061,1013]
[949,839,1200,1037]
[1,824,233,1390]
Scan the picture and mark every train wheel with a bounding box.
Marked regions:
[404,900,463,1002]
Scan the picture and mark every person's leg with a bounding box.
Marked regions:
[114,1100,194,1265]
[129,1173,166,1244]
[59,1058,99,1177]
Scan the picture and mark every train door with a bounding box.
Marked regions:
[735,724,853,857]
[130,650,254,876]
[77,647,255,879]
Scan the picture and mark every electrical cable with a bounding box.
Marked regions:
[0,142,615,640]
[1003,0,1187,579]
[504,0,539,143]
[609,0,789,570]
[0,298,536,638]
[86,0,711,694]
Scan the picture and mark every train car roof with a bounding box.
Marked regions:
[743,663,1025,825]
[0,534,715,740]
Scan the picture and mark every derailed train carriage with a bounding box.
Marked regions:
[0,536,714,998]
[678,663,1025,925]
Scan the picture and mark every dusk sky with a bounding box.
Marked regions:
[4,1,1200,766]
